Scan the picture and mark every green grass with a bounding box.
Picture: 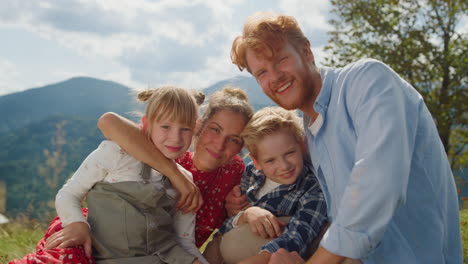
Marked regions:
[1,211,467,263]
[0,216,46,263]
[460,209,468,263]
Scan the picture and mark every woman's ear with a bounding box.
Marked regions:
[195,119,203,134]
[250,154,262,171]
[141,115,148,132]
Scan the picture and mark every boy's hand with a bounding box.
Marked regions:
[225,185,249,216]
[174,166,203,214]
[244,207,286,239]
[44,222,92,258]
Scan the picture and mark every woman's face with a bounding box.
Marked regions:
[193,110,247,172]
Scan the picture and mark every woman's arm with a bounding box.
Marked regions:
[98,112,202,212]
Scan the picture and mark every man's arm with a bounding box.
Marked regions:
[318,60,419,259]
[97,112,202,212]
[306,246,346,264]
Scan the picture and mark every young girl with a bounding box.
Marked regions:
[49,86,207,264]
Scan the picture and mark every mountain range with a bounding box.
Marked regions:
[0,76,274,218]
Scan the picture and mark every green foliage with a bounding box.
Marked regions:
[0,216,46,263]
[325,0,468,170]
[0,115,105,218]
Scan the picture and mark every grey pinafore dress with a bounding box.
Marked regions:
[85,164,196,264]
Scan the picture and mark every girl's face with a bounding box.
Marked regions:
[193,110,247,172]
[143,116,194,160]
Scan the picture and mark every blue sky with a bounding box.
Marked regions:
[0,0,333,96]
[0,1,466,96]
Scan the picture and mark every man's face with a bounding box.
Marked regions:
[246,41,319,112]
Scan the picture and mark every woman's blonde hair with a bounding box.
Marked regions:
[231,12,310,73]
[198,86,254,134]
[137,86,204,135]
[241,106,304,158]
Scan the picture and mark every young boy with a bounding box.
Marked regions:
[205,106,327,264]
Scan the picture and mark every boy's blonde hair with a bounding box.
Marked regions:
[137,86,204,136]
[241,106,304,158]
[198,86,254,136]
[231,12,311,73]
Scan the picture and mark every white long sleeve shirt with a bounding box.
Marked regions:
[55,140,207,263]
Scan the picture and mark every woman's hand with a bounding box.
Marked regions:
[225,185,249,216]
[243,207,286,239]
[44,222,92,257]
[175,165,203,213]
[268,248,305,264]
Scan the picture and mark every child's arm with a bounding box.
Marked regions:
[261,173,327,255]
[171,167,209,264]
[98,112,202,213]
[45,141,121,254]
[237,206,286,239]
[173,210,209,264]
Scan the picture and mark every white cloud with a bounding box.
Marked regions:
[0,0,336,96]
[279,0,332,32]
[0,59,21,95]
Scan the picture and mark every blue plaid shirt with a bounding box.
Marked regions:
[219,159,327,255]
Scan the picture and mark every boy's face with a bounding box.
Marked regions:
[251,129,304,185]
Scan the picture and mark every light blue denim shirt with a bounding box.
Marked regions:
[305,59,462,263]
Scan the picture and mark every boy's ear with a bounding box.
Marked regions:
[141,115,148,131]
[250,154,262,171]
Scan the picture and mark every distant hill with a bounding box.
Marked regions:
[0,76,274,134]
[0,75,276,218]
[0,77,142,133]
[203,75,275,110]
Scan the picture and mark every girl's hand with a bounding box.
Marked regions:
[225,185,249,217]
[174,165,203,214]
[44,222,92,258]
[244,207,286,239]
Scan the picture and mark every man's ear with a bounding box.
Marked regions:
[250,154,262,171]
[141,115,148,132]
[302,44,315,65]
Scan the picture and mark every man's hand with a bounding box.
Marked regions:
[268,248,305,264]
[173,165,203,214]
[44,222,92,258]
[225,185,249,216]
[243,207,286,239]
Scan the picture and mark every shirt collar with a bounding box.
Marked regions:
[308,114,323,136]
[313,66,334,117]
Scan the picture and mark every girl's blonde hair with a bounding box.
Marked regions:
[231,12,310,73]
[198,86,254,135]
[241,106,304,158]
[137,86,204,135]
